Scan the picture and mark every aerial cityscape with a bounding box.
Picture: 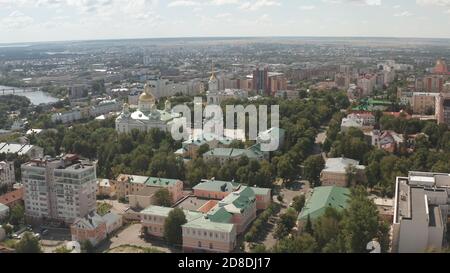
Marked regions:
[1,0,450,258]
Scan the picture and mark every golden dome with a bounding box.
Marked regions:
[140,84,155,102]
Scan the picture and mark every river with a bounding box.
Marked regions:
[0,85,59,105]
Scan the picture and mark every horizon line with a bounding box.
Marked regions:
[2,34,450,46]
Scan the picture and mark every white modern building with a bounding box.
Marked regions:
[21,154,97,224]
[392,172,450,253]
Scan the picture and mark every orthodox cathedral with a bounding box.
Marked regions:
[115,84,180,134]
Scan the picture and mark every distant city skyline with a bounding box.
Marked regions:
[1,0,450,44]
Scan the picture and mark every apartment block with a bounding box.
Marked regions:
[21,154,97,224]
[0,161,15,187]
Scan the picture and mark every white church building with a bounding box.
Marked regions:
[115,84,181,134]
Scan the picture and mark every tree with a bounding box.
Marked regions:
[276,155,297,183]
[154,188,173,207]
[15,232,42,253]
[164,208,187,246]
[304,215,313,235]
[292,195,306,212]
[303,155,325,187]
[250,244,267,253]
[345,165,358,186]
[272,233,318,253]
[9,204,24,226]
[274,209,297,239]
[197,144,210,156]
[54,246,71,253]
[341,187,381,253]
[81,240,95,253]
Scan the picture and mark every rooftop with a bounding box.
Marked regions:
[323,157,365,174]
[298,186,350,221]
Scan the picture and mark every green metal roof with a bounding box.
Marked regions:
[298,186,350,221]
[193,180,241,193]
[220,186,256,211]
[145,177,180,187]
[141,205,234,233]
[183,215,235,233]
[207,207,233,223]
[128,175,149,184]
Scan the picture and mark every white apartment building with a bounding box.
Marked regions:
[392,172,450,253]
[21,154,97,224]
[0,161,15,187]
[89,99,121,118]
[51,109,83,124]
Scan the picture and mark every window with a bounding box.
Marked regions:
[198,241,202,248]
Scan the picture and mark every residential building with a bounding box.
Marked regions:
[51,109,84,124]
[0,143,43,158]
[0,161,15,187]
[437,94,450,126]
[274,90,299,100]
[340,114,374,133]
[251,67,287,96]
[357,74,376,97]
[69,84,89,100]
[335,72,351,89]
[371,130,404,153]
[21,154,97,224]
[416,75,445,93]
[115,174,184,208]
[320,157,366,187]
[433,58,449,75]
[96,179,116,198]
[89,99,121,118]
[70,211,122,246]
[411,92,439,115]
[297,186,350,230]
[392,172,450,253]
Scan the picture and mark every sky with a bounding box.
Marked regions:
[1,0,450,43]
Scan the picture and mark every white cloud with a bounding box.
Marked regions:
[394,11,413,17]
[239,0,281,11]
[299,5,316,10]
[1,11,34,29]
